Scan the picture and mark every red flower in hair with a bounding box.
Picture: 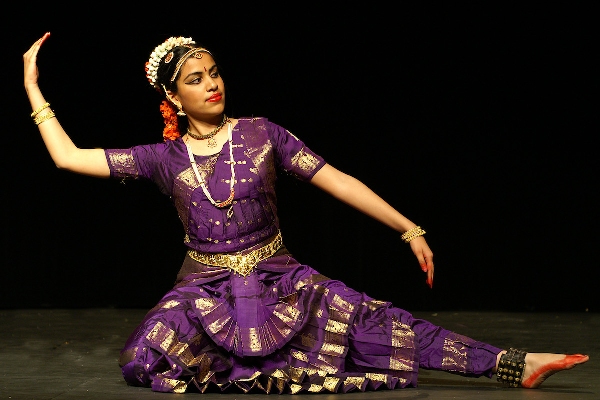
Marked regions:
[159,100,181,141]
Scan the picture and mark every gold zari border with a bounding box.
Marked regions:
[187,232,282,276]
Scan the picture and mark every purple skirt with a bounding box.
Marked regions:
[119,249,501,394]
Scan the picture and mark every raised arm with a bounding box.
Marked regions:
[310,163,434,287]
[24,33,110,178]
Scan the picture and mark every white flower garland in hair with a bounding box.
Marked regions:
[145,37,195,91]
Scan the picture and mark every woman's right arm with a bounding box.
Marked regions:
[24,32,110,178]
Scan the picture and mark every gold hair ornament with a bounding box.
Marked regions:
[169,47,211,84]
[145,36,196,91]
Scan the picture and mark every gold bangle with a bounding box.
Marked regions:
[34,111,56,125]
[401,226,426,243]
[31,102,50,118]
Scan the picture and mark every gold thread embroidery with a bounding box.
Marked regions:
[325,319,349,334]
[365,373,388,383]
[323,376,340,392]
[291,350,309,363]
[343,376,365,389]
[146,322,177,352]
[363,299,388,311]
[332,294,355,313]
[320,341,346,356]
[289,366,304,382]
[442,332,471,372]
[289,384,303,394]
[247,327,262,353]
[391,319,416,348]
[290,147,320,173]
[159,377,188,393]
[206,314,232,335]
[308,384,323,392]
[161,300,181,309]
[108,150,138,177]
[389,357,413,371]
[328,307,352,324]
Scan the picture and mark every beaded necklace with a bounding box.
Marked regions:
[185,121,235,219]
[186,114,228,148]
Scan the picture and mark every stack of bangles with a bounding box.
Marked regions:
[31,102,56,125]
[401,226,426,243]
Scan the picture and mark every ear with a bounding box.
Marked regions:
[165,90,181,109]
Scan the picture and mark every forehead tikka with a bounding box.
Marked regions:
[170,48,211,83]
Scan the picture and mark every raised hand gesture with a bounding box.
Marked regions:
[24,32,50,90]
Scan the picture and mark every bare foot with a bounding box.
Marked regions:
[521,353,589,388]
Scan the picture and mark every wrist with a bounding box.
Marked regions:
[401,226,426,243]
[24,82,40,93]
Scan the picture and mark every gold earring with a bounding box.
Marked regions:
[175,103,186,116]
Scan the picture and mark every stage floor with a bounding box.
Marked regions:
[1,309,597,399]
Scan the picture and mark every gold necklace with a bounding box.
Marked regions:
[186,114,228,148]
[185,121,235,219]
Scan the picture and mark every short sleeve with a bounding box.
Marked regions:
[266,120,326,181]
[104,142,171,181]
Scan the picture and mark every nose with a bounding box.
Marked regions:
[206,76,218,91]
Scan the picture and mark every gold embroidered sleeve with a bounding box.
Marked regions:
[106,149,139,179]
[290,148,320,174]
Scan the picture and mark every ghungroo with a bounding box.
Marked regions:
[497,348,527,387]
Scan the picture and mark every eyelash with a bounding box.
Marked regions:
[188,71,219,84]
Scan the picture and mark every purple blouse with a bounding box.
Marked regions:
[104,117,325,253]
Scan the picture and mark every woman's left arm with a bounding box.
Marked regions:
[310,163,434,287]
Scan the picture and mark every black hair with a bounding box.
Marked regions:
[155,43,216,95]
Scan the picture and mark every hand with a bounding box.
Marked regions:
[409,236,434,288]
[23,32,50,89]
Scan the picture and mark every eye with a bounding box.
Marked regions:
[187,77,201,85]
[210,70,220,79]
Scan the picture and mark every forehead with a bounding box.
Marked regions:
[178,53,216,75]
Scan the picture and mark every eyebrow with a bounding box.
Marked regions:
[183,64,218,81]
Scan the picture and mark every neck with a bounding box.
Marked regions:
[187,114,226,137]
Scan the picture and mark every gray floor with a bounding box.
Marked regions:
[0,309,597,400]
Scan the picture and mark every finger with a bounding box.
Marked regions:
[427,267,434,288]
[424,254,434,288]
[28,33,50,57]
[40,32,51,44]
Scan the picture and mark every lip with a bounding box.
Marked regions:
[207,93,222,102]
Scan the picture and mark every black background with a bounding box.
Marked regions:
[2,2,598,312]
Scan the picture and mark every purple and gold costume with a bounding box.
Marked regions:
[105,118,501,394]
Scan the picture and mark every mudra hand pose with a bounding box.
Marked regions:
[23,32,588,394]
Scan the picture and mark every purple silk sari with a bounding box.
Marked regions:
[105,118,501,394]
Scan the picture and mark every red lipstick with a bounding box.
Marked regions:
[207,93,222,102]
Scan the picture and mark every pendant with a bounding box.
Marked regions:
[207,137,217,148]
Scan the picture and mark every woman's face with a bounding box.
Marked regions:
[171,53,225,120]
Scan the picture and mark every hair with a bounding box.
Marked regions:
[155,43,214,96]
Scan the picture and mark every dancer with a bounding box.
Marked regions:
[23,32,589,394]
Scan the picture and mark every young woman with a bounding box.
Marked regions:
[23,32,588,394]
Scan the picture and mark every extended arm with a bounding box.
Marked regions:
[310,163,434,287]
[24,33,110,178]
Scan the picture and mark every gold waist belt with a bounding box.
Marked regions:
[187,232,283,276]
